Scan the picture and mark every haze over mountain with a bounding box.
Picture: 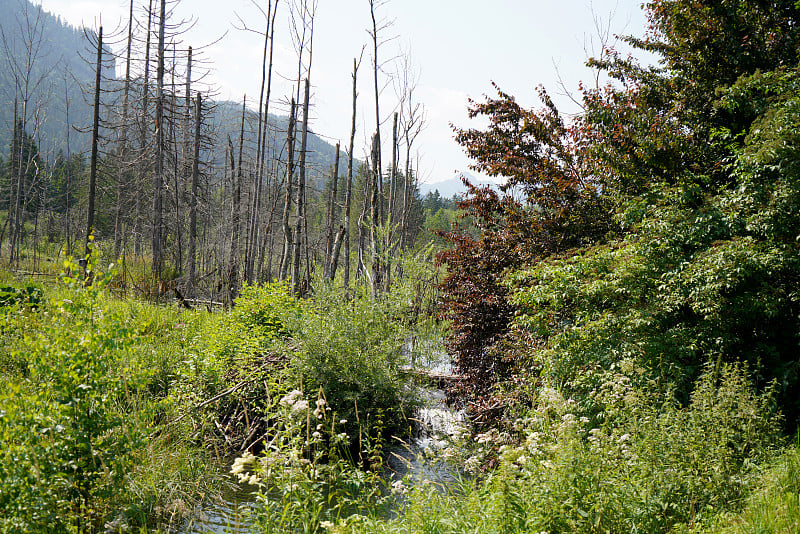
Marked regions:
[0,0,346,174]
[418,171,500,199]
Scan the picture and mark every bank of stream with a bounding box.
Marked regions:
[177,354,464,533]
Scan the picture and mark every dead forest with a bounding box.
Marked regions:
[0,0,432,305]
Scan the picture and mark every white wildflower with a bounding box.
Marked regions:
[280,390,303,407]
[391,479,408,495]
[292,399,309,412]
[464,455,481,474]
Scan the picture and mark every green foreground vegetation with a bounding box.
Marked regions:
[0,248,798,534]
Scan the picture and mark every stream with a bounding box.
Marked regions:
[177,341,462,533]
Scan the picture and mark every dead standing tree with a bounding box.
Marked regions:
[394,52,426,251]
[84,26,103,259]
[0,1,48,265]
[366,0,396,295]
[339,52,364,289]
[152,0,168,282]
[235,0,281,285]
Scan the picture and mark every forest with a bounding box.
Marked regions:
[2,0,800,533]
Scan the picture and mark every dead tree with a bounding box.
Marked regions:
[0,1,48,265]
[278,98,297,281]
[292,78,310,295]
[152,0,167,282]
[186,92,202,297]
[323,142,340,279]
[342,53,362,290]
[85,26,103,259]
[113,0,135,258]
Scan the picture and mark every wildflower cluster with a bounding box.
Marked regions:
[230,451,261,485]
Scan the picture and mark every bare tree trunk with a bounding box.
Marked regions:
[134,0,154,258]
[343,56,360,291]
[152,0,167,282]
[227,99,246,303]
[384,110,398,291]
[400,154,413,250]
[389,111,398,222]
[255,0,281,281]
[245,0,277,284]
[63,76,72,256]
[369,0,383,227]
[369,133,382,297]
[323,142,340,278]
[2,4,47,266]
[174,45,193,274]
[357,165,370,282]
[278,98,296,281]
[9,99,20,263]
[292,78,310,295]
[85,26,102,260]
[113,0,134,258]
[328,225,345,281]
[171,44,183,273]
[187,92,201,298]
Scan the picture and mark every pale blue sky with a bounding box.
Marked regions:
[35,0,652,183]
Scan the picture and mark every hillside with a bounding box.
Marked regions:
[0,0,111,156]
[0,0,346,174]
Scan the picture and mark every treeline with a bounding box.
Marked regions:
[0,0,432,303]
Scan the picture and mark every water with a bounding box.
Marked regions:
[177,340,463,533]
[176,478,257,534]
[385,388,465,488]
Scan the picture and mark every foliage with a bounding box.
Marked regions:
[335,365,781,534]
[287,286,417,443]
[694,443,800,533]
[0,284,42,308]
[503,65,800,425]
[439,85,614,406]
[203,281,305,364]
[417,1,800,532]
[185,249,448,530]
[0,250,146,532]
[0,251,223,532]
[231,388,391,533]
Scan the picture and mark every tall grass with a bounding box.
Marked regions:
[0,253,224,532]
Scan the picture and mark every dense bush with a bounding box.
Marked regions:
[334,364,781,533]
[0,252,222,532]
[0,255,145,532]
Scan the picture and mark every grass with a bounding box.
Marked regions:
[693,445,800,534]
[0,258,226,532]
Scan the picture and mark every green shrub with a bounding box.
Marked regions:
[338,363,781,534]
[0,252,146,532]
[203,282,305,364]
[693,443,800,533]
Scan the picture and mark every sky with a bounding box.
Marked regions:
[33,0,653,184]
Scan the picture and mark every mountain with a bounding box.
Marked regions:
[0,0,346,175]
[0,0,114,157]
[211,100,350,179]
[418,171,499,199]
